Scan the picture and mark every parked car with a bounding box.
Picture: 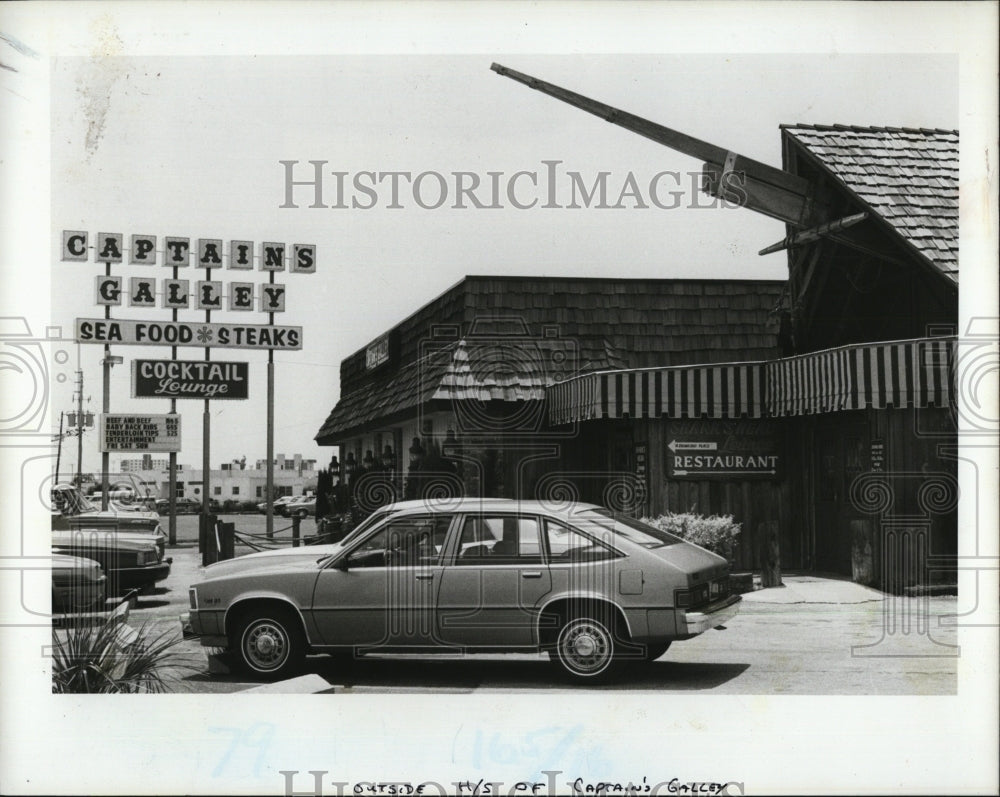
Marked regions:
[257,495,297,515]
[51,554,107,612]
[51,483,165,558]
[155,497,201,515]
[285,494,316,518]
[183,499,741,682]
[52,526,171,595]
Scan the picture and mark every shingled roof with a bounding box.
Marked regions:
[782,124,958,283]
[315,276,784,442]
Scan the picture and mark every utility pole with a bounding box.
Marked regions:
[55,412,64,483]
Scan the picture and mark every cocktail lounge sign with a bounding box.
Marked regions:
[133,359,250,400]
[63,228,316,525]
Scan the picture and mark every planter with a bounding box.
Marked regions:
[730,572,755,594]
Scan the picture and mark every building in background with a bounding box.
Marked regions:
[316,123,958,595]
[118,454,169,473]
[124,454,318,504]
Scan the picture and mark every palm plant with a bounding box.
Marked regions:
[52,616,196,694]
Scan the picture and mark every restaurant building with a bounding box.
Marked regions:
[316,124,958,594]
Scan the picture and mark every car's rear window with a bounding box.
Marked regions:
[572,509,685,549]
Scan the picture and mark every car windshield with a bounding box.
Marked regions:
[53,487,98,515]
[571,509,685,549]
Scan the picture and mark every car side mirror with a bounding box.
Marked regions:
[332,556,350,571]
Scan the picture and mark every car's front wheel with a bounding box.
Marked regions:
[552,615,619,682]
[233,607,305,680]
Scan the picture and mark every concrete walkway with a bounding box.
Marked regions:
[743,574,886,604]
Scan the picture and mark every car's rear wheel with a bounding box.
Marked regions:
[232,606,305,680]
[552,614,619,682]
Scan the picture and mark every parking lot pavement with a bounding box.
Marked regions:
[110,520,959,694]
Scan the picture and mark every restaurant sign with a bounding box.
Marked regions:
[99,413,181,452]
[132,359,249,400]
[75,318,302,350]
[665,420,781,480]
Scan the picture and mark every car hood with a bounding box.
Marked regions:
[52,528,160,552]
[647,541,730,583]
[77,506,160,521]
[51,553,104,579]
[203,543,345,578]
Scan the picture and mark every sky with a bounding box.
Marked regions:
[47,52,959,476]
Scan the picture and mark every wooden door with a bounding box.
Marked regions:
[813,420,867,575]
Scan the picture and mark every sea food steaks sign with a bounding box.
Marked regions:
[100,413,181,453]
[666,420,781,479]
[75,319,302,350]
[133,359,249,400]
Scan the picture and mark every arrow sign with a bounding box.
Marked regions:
[674,469,777,477]
[668,440,718,453]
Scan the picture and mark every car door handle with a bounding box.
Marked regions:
[521,571,543,579]
[415,573,434,581]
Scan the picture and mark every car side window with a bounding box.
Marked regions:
[345,516,452,568]
[453,515,542,565]
[544,520,620,562]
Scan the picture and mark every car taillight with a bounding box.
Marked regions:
[675,584,710,608]
[189,588,198,609]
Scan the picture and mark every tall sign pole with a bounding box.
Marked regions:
[75,369,84,483]
[266,269,275,539]
[202,262,213,528]
[100,258,112,510]
[168,259,179,545]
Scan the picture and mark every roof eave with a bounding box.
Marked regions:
[781,129,958,291]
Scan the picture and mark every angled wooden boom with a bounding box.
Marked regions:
[491,62,815,227]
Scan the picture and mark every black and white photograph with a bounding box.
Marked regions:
[1,2,997,795]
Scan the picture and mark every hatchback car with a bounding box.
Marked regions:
[184,499,740,682]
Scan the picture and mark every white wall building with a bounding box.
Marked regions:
[144,454,318,503]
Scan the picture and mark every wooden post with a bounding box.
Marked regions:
[292,514,300,548]
[758,519,783,588]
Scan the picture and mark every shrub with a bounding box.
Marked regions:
[641,512,742,563]
[52,616,196,694]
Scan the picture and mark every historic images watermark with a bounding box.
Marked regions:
[278,160,748,212]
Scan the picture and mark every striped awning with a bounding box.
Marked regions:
[765,337,953,416]
[548,337,954,425]
[549,361,766,425]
